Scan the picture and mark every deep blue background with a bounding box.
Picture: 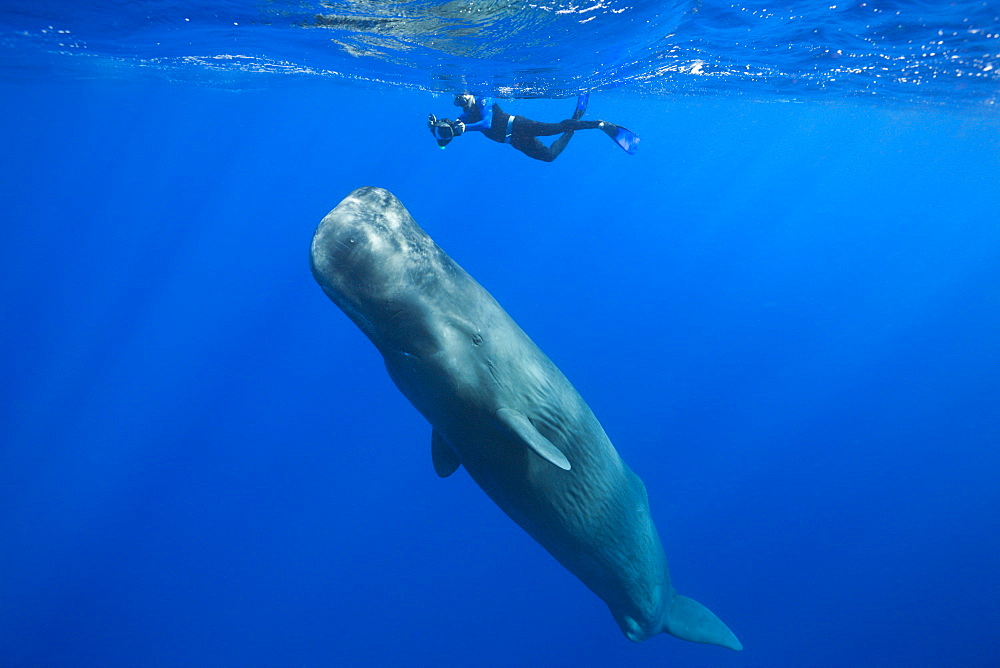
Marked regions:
[1,80,998,666]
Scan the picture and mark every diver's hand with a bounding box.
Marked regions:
[453,119,465,135]
[428,113,437,127]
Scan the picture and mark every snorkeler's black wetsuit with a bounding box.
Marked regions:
[458,96,603,162]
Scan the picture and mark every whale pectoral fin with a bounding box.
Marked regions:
[496,408,571,471]
[431,430,461,478]
[662,594,743,651]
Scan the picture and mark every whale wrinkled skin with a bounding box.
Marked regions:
[309,187,741,651]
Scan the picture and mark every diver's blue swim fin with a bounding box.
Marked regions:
[601,122,639,154]
[573,93,590,120]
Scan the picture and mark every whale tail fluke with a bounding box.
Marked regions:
[662,594,743,651]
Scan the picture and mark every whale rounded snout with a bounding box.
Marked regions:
[311,188,396,284]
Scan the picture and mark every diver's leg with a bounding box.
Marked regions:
[563,119,604,131]
[514,116,602,137]
[516,116,606,137]
[512,116,638,158]
[515,117,566,137]
[510,134,569,162]
[547,131,575,161]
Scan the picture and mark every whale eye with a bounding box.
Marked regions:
[471,334,484,346]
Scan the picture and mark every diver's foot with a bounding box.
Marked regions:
[573,93,590,120]
[598,122,639,154]
[598,121,618,137]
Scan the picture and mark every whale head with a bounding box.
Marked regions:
[309,186,455,352]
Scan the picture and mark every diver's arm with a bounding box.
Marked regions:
[457,97,494,132]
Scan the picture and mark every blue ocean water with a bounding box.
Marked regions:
[1,2,999,667]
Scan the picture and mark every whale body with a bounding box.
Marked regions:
[309,187,741,651]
